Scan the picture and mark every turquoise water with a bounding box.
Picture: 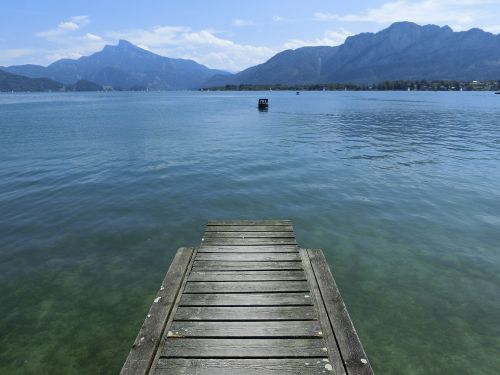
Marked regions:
[0,91,499,374]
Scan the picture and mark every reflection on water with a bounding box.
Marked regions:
[0,91,499,374]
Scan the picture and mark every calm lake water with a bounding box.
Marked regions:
[0,91,499,374]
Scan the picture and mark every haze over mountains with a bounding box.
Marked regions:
[2,40,228,90]
[2,22,500,91]
[210,22,500,86]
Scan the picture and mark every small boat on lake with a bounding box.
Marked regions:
[495,91,500,94]
[258,98,268,110]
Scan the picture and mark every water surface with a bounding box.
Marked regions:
[0,91,499,374]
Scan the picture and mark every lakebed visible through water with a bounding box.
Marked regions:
[0,91,499,374]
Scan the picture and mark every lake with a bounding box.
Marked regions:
[0,91,499,374]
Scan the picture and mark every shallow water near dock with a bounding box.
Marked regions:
[1,91,499,374]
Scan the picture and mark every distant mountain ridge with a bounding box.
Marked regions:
[0,69,63,91]
[206,22,500,86]
[4,22,500,90]
[0,69,104,92]
[5,40,228,90]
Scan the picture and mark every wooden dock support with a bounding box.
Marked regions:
[121,220,373,375]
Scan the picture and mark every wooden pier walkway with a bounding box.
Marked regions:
[121,220,373,375]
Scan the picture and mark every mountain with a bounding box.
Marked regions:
[0,69,63,92]
[5,40,228,90]
[208,46,339,86]
[205,22,500,86]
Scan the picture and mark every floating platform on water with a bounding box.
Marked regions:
[121,220,373,375]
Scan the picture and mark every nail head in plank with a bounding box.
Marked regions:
[197,245,298,253]
[174,306,318,321]
[202,238,297,246]
[299,249,347,375]
[179,293,314,306]
[184,281,310,293]
[167,320,323,338]
[307,249,374,375]
[161,338,329,358]
[120,247,194,375]
[192,261,303,271]
[188,271,307,282]
[155,358,335,374]
[195,253,301,262]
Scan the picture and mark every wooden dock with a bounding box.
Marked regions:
[121,220,373,375]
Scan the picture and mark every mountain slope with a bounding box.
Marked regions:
[0,69,63,91]
[5,40,227,90]
[206,22,500,86]
[207,46,339,86]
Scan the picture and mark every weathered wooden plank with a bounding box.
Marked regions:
[161,338,328,358]
[307,249,374,375]
[155,358,334,375]
[195,253,301,262]
[174,306,318,321]
[192,261,303,271]
[208,220,292,226]
[120,247,194,375]
[184,281,310,293]
[202,238,297,246]
[197,245,298,253]
[179,293,314,306]
[204,232,295,238]
[167,320,323,338]
[299,249,346,375]
[188,271,307,282]
[205,225,294,232]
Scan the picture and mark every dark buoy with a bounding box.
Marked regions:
[296,91,300,95]
[258,98,269,110]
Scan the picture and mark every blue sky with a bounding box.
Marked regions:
[1,0,500,71]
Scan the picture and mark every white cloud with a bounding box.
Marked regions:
[108,26,275,71]
[284,28,353,49]
[313,0,500,28]
[232,19,254,27]
[272,16,285,22]
[85,33,102,41]
[36,16,90,38]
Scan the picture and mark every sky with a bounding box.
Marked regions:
[1,0,500,72]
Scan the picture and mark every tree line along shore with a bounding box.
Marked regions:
[203,80,500,92]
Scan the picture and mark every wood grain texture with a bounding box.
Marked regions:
[188,271,307,282]
[167,320,323,338]
[300,249,346,375]
[197,245,298,253]
[155,358,334,375]
[161,338,329,358]
[179,293,314,306]
[195,253,301,262]
[120,247,194,375]
[174,306,318,321]
[205,225,294,232]
[184,281,310,293]
[203,232,295,238]
[125,221,371,375]
[192,261,303,271]
[207,220,292,226]
[202,237,297,246]
[307,249,374,375]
